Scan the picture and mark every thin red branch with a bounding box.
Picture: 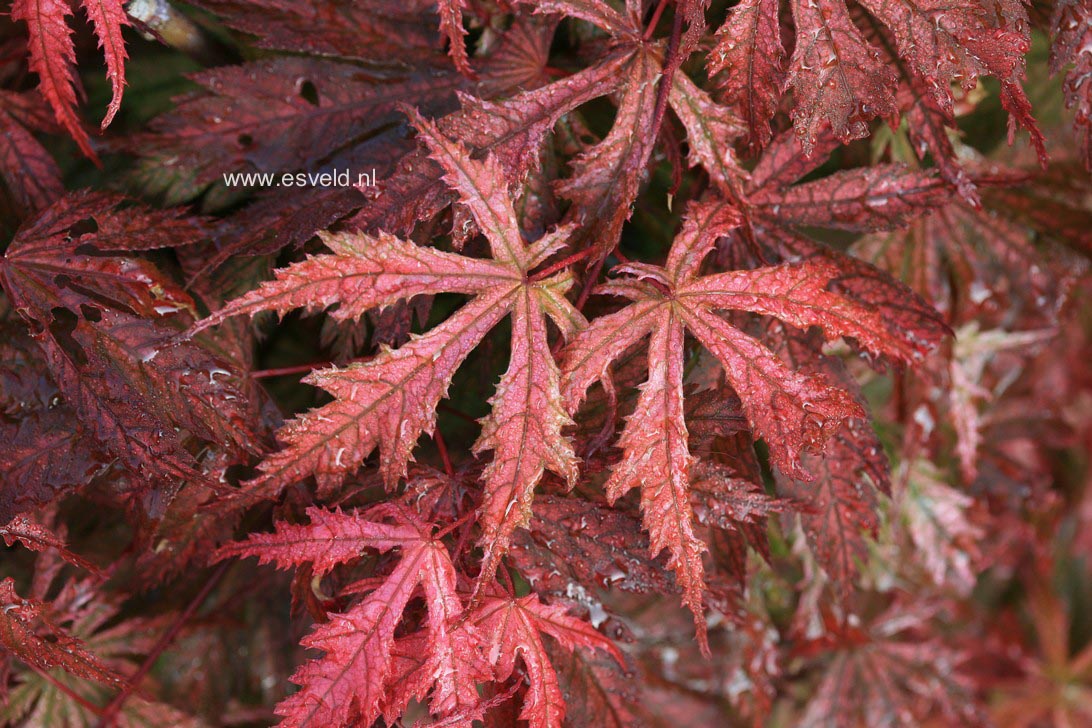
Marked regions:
[575,256,607,311]
[250,361,330,379]
[25,663,105,715]
[498,565,516,596]
[439,402,479,425]
[95,564,229,727]
[436,509,476,540]
[452,505,478,560]
[528,246,597,282]
[648,7,684,148]
[433,428,455,477]
[643,0,671,40]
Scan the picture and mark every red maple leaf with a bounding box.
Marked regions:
[786,0,899,152]
[437,0,474,77]
[194,111,585,587]
[216,504,490,726]
[10,0,129,159]
[471,592,624,728]
[561,197,938,647]
[0,193,257,514]
[708,0,785,152]
[0,578,123,690]
[794,600,983,726]
[1051,0,1092,170]
[0,90,63,215]
[0,2,1084,725]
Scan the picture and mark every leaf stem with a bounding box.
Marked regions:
[439,403,479,425]
[433,428,455,477]
[95,564,229,727]
[436,510,476,540]
[528,247,596,282]
[499,565,516,596]
[643,0,672,40]
[250,361,330,379]
[648,6,684,148]
[25,663,106,716]
[575,256,607,311]
[452,510,476,559]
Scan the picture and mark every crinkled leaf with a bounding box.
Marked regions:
[1051,0,1092,170]
[0,194,255,514]
[191,0,440,60]
[197,116,583,580]
[0,91,63,215]
[218,505,487,727]
[786,0,897,152]
[11,0,88,157]
[472,593,623,728]
[749,164,952,232]
[709,0,785,151]
[510,494,676,597]
[561,198,935,639]
[352,47,632,236]
[556,46,661,259]
[0,578,123,688]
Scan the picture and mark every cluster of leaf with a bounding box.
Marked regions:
[1,1,1091,726]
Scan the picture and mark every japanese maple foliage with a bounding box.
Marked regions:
[9,0,128,159]
[2,1,1091,727]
